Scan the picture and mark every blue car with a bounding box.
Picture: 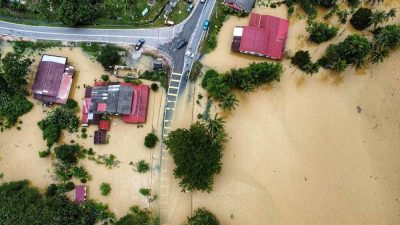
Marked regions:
[203,20,210,30]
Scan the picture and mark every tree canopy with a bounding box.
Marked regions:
[165,117,227,192]
[306,21,338,43]
[97,45,121,69]
[37,106,79,147]
[291,50,320,75]
[0,180,114,225]
[185,208,220,225]
[350,8,373,30]
[58,0,99,26]
[54,144,82,165]
[0,52,33,127]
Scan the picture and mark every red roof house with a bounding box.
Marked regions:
[99,120,111,131]
[75,185,86,203]
[32,55,75,104]
[231,13,289,59]
[122,84,149,124]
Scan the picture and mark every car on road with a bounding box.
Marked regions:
[187,4,194,12]
[176,40,188,49]
[203,20,210,30]
[185,51,195,58]
[200,0,207,3]
[135,39,145,50]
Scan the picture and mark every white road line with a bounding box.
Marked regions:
[168,86,179,89]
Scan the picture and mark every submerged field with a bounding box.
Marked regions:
[165,1,400,225]
[0,43,165,218]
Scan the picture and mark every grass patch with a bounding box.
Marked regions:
[12,40,62,55]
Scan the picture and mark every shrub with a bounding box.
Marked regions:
[64,182,75,192]
[54,144,82,165]
[150,83,159,92]
[100,183,111,196]
[348,0,360,7]
[81,128,87,133]
[38,150,51,158]
[306,21,338,43]
[64,99,78,111]
[97,46,121,69]
[81,133,88,139]
[291,50,320,74]
[144,132,158,148]
[101,74,110,82]
[135,160,150,173]
[350,8,372,30]
[139,188,150,196]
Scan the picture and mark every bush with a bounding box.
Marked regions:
[38,150,51,158]
[100,183,111,196]
[101,74,110,82]
[140,70,167,88]
[81,133,88,139]
[64,182,75,192]
[186,208,220,225]
[350,8,372,30]
[139,188,150,196]
[135,160,150,173]
[291,50,320,74]
[144,132,158,148]
[306,21,338,43]
[348,0,360,7]
[150,83,159,92]
[54,144,82,165]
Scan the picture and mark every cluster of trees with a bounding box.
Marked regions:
[185,208,220,225]
[319,34,371,71]
[350,7,396,30]
[37,104,80,148]
[306,21,339,43]
[370,24,400,63]
[97,45,123,70]
[291,50,320,74]
[164,116,227,192]
[53,144,91,183]
[0,180,115,225]
[0,52,33,128]
[202,62,282,112]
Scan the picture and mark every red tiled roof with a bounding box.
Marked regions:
[122,84,149,124]
[238,13,288,59]
[99,120,111,131]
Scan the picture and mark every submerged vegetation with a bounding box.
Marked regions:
[185,208,220,225]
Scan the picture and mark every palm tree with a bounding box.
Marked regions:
[370,45,389,64]
[205,114,227,145]
[366,0,384,5]
[219,93,239,113]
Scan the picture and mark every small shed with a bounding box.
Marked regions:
[153,61,163,71]
[75,185,86,203]
[99,120,111,131]
[94,130,107,144]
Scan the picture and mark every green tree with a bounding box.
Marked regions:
[144,132,158,148]
[371,9,396,28]
[115,206,158,225]
[101,74,110,82]
[139,188,151,196]
[370,24,400,63]
[100,183,111,196]
[291,50,320,74]
[306,21,338,43]
[150,83,159,92]
[58,0,99,26]
[97,46,121,69]
[219,93,239,113]
[0,52,32,94]
[350,8,373,30]
[164,119,226,192]
[186,208,220,225]
[135,160,150,173]
[54,144,81,165]
[347,0,360,7]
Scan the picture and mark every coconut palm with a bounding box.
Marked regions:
[370,45,389,64]
[205,114,227,146]
[219,93,239,113]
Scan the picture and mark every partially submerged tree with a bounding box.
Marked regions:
[165,117,227,192]
[306,21,338,43]
[350,8,373,30]
[97,45,121,70]
[370,24,400,63]
[144,132,159,148]
[100,183,111,196]
[371,8,397,28]
[291,50,320,74]
[186,208,220,225]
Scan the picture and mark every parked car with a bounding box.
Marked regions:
[185,51,195,58]
[203,20,210,30]
[135,39,145,50]
[164,20,175,26]
[187,4,194,12]
[176,40,188,49]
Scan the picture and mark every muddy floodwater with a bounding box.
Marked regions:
[186,3,400,225]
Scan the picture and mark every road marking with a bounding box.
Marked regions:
[168,85,179,89]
